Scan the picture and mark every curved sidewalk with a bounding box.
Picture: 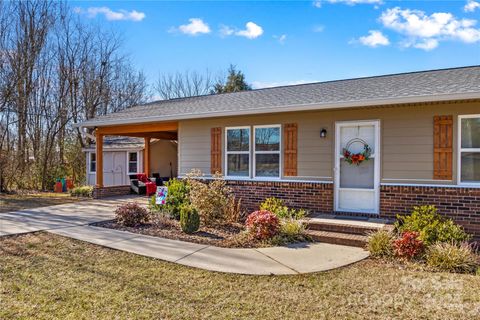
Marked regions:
[0,197,369,275]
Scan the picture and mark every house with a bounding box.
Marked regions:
[82,136,177,189]
[76,66,480,238]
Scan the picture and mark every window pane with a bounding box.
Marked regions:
[227,154,249,176]
[255,154,280,177]
[129,162,138,173]
[91,153,96,161]
[255,127,280,151]
[461,118,480,149]
[340,159,374,189]
[90,161,96,173]
[129,152,138,161]
[461,152,480,182]
[227,129,250,152]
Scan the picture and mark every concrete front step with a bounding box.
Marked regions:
[305,230,368,248]
[306,220,381,235]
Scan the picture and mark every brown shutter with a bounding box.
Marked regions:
[433,115,453,180]
[211,127,222,174]
[284,123,298,176]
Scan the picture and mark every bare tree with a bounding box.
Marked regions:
[154,69,214,100]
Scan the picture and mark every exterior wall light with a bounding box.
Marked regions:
[320,128,327,138]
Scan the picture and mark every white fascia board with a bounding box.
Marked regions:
[74,92,480,128]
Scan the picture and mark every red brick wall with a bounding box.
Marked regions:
[93,185,131,198]
[380,185,480,240]
[226,180,333,213]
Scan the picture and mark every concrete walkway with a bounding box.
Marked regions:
[0,197,369,275]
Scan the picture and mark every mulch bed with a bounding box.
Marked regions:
[92,219,262,248]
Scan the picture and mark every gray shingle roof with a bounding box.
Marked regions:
[86,136,144,150]
[80,66,480,127]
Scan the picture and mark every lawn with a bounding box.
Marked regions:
[1,233,479,319]
[0,192,80,213]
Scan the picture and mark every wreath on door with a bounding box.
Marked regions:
[342,138,372,166]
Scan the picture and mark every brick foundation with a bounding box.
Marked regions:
[226,180,480,240]
[93,185,132,198]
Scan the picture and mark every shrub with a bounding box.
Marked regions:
[426,242,478,274]
[260,197,306,220]
[69,186,93,197]
[164,179,190,220]
[186,169,235,225]
[367,230,395,258]
[115,202,149,227]
[180,205,200,234]
[395,205,470,245]
[393,231,424,260]
[245,210,280,240]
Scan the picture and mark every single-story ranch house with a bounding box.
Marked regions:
[77,66,480,238]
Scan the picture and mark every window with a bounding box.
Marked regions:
[89,152,96,173]
[459,115,480,184]
[128,152,138,174]
[225,127,250,177]
[254,125,281,178]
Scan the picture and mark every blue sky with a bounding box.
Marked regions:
[71,0,480,88]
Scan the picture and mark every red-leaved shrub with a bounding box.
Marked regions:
[393,231,424,260]
[115,202,149,227]
[245,210,280,240]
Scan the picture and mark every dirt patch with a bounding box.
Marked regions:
[0,192,81,213]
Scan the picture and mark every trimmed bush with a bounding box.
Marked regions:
[426,242,479,274]
[260,197,306,220]
[180,205,200,234]
[395,205,470,245]
[69,186,93,197]
[245,210,280,240]
[115,202,149,227]
[393,231,424,260]
[164,179,189,220]
[367,230,395,258]
[269,219,309,245]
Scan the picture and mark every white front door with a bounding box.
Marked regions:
[103,152,126,186]
[335,120,380,214]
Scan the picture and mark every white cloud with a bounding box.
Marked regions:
[313,25,325,32]
[177,18,211,36]
[274,34,287,44]
[379,7,480,50]
[313,0,382,7]
[251,80,316,89]
[219,25,235,37]
[77,7,145,22]
[464,0,480,12]
[357,30,390,47]
[235,22,264,39]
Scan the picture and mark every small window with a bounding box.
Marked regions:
[89,152,96,173]
[460,116,480,183]
[225,127,250,177]
[128,152,138,174]
[254,125,281,178]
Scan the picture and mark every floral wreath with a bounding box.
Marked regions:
[342,138,372,166]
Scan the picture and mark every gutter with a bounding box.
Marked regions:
[74,92,480,128]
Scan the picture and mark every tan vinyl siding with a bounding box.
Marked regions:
[178,101,480,184]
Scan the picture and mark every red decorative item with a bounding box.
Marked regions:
[245,210,280,240]
[393,231,424,260]
[137,173,156,196]
[54,181,63,193]
[342,138,372,166]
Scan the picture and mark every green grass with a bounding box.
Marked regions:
[1,232,479,319]
[0,192,80,213]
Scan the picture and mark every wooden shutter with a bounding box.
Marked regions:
[433,115,453,180]
[211,127,222,174]
[284,123,298,176]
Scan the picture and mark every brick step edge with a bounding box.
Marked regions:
[306,221,383,235]
[305,230,368,248]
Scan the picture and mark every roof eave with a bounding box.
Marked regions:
[74,92,480,128]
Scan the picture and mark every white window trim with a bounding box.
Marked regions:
[89,152,96,174]
[127,151,139,175]
[225,126,251,178]
[253,124,281,179]
[457,114,480,186]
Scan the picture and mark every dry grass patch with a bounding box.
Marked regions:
[1,233,479,319]
[0,192,80,213]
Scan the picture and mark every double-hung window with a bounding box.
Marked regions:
[254,125,281,178]
[89,152,96,173]
[128,152,138,174]
[459,115,480,184]
[225,127,250,177]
